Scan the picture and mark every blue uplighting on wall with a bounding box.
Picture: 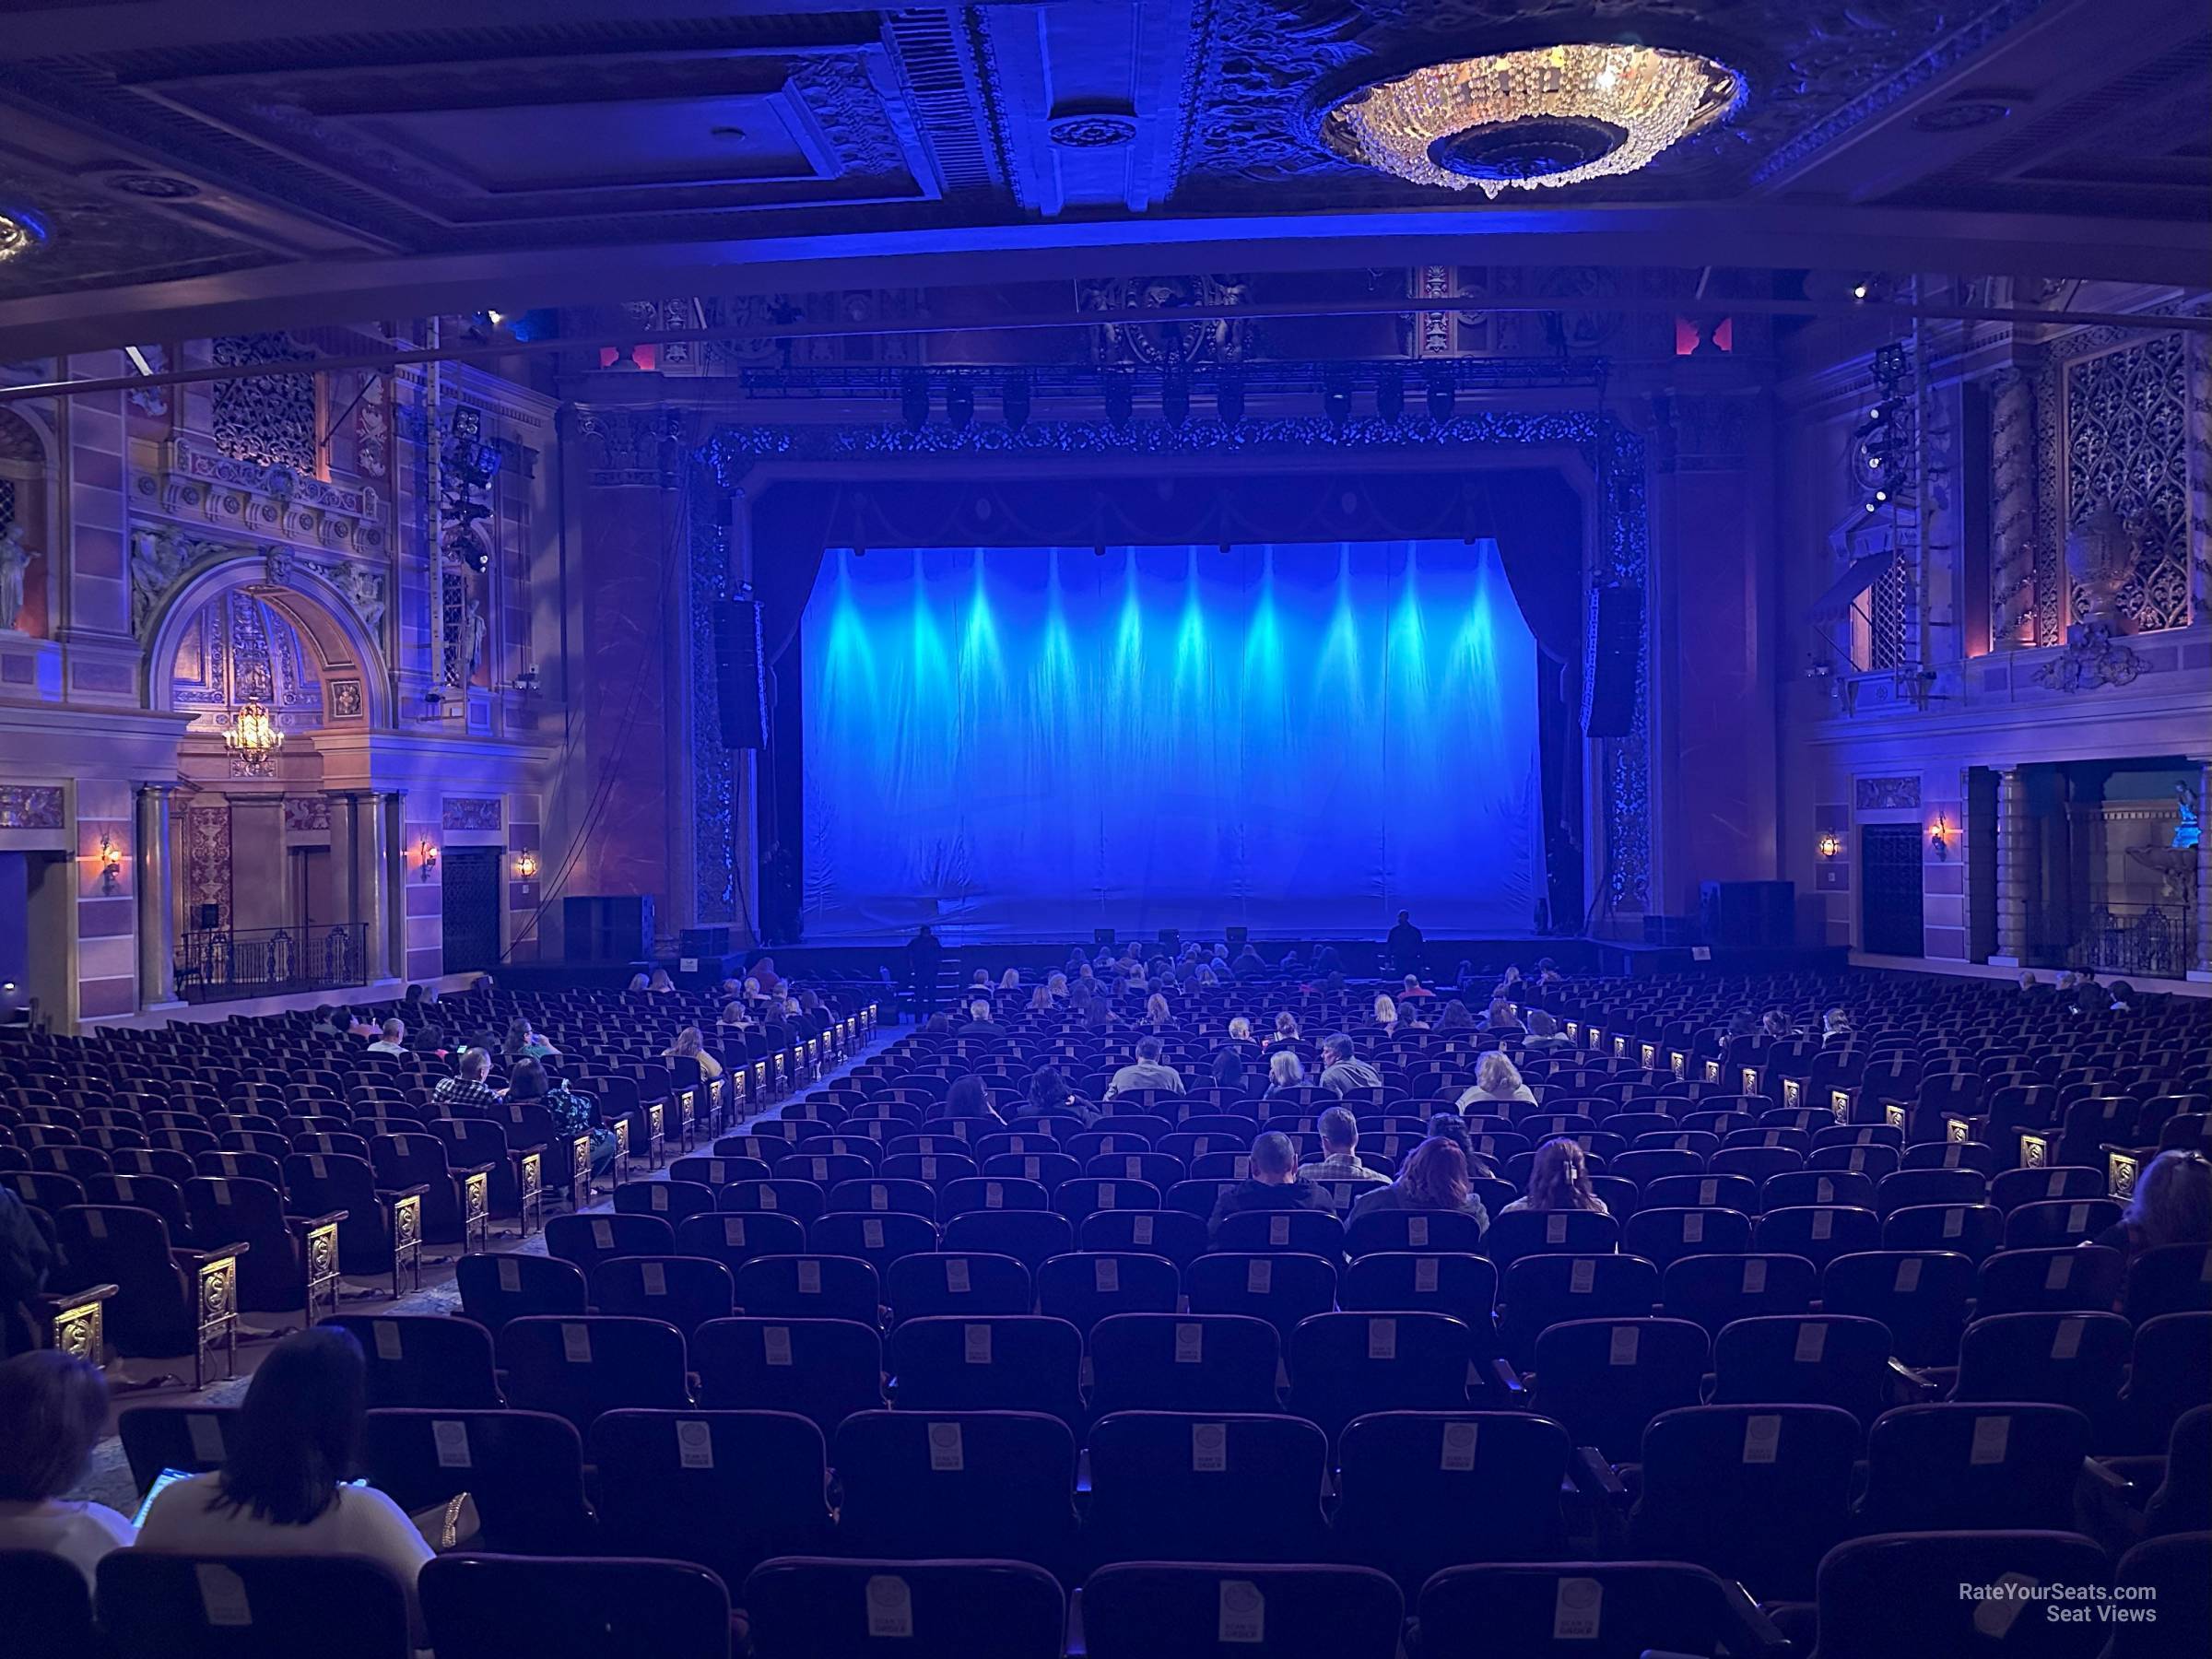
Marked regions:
[801,538,1543,940]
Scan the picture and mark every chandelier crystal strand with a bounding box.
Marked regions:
[1327,43,1741,196]
[224,700,284,773]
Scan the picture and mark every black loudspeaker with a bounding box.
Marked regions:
[563,895,655,963]
[1698,880,1795,948]
[1642,914,1700,946]
[712,597,768,750]
[1157,929,1180,951]
[195,904,222,931]
[1226,925,1249,947]
[1093,928,1116,946]
[1581,584,1642,738]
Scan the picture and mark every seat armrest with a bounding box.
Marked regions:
[283,1207,350,1231]
[1487,1356,1528,1399]
[173,1242,249,1267]
[2080,1454,2150,1551]
[452,1162,499,1179]
[373,1183,433,1202]
[1721,1579,1794,1659]
[1886,1356,1941,1400]
[1568,1445,1628,1501]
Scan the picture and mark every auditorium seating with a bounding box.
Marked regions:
[10,964,2210,1656]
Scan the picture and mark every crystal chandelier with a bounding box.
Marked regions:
[1322,42,1742,196]
[223,701,284,773]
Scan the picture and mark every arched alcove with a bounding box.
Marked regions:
[145,556,387,729]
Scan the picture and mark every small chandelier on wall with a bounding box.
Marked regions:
[224,701,284,774]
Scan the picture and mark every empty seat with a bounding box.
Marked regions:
[322,1314,501,1409]
[1088,1313,1281,1415]
[2124,1243,2212,1324]
[418,1554,732,1659]
[1619,1206,1752,1272]
[888,1315,1083,1423]
[0,1546,93,1659]
[454,1252,587,1334]
[1084,1561,1404,1659]
[1334,1410,1571,1591]
[591,1407,834,1580]
[116,1406,238,1493]
[1500,1254,1660,1370]
[1753,1206,1882,1270]
[1859,1402,2092,1532]
[884,1252,1033,1325]
[1529,1318,1708,1461]
[1415,1560,1777,1659]
[692,1316,884,1435]
[495,1314,689,1430]
[833,1409,1078,1575]
[735,1253,881,1325]
[1955,1311,2130,1432]
[1660,1252,1817,1335]
[543,1212,675,1283]
[1883,1203,2005,1261]
[1991,1164,2110,1212]
[1213,1207,1346,1257]
[1973,1245,2125,1319]
[939,1209,1075,1272]
[1822,1250,1976,1367]
[2111,1532,2212,1659]
[674,1209,808,1276]
[1641,1171,1759,1213]
[1630,1403,1861,1600]
[808,1211,939,1279]
[720,1180,828,1225]
[1183,1252,1336,1339]
[1286,1312,1474,1438]
[589,1254,735,1336]
[1077,1207,1208,1267]
[1034,1252,1179,1335]
[1085,1411,1330,1565]
[611,1179,719,1226]
[1875,1166,1989,1215]
[828,1178,940,1218]
[99,1552,411,1659]
[2124,1312,2212,1454]
[1341,1207,1485,1258]
[2005,1197,2123,1248]
[1338,1251,1498,1335]
[1812,1531,2111,1659]
[743,1557,1065,1659]
[1483,1208,1618,1271]
[360,1408,595,1554]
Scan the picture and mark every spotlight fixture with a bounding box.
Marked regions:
[1376,368,1406,423]
[1001,372,1031,432]
[1853,283,1869,300]
[1321,42,1743,196]
[1102,372,1135,429]
[1216,373,1245,425]
[945,379,975,431]
[1322,373,1353,427]
[1160,374,1191,429]
[1426,370,1455,420]
[900,370,930,431]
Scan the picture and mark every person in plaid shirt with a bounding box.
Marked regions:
[1300,1106,1390,1188]
[431,1047,500,1112]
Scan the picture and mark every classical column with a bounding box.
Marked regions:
[225,796,288,933]
[337,790,396,985]
[326,791,359,942]
[2194,758,2211,982]
[1989,368,2038,648]
[1992,767,2029,968]
[133,782,182,1007]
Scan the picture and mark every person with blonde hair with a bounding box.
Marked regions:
[1028,983,1054,1014]
[1457,1050,1535,1108]
[1481,996,1523,1034]
[999,968,1020,992]
[1521,1008,1572,1051]
[664,1024,724,1081]
[1372,994,1399,1035]
[1145,992,1171,1029]
[1500,1137,1609,1218]
[1046,971,1068,1000]
[2090,1150,2211,1262]
[1265,1049,1305,1097]
[1228,1015,1253,1043]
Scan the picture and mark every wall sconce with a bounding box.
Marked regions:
[418,839,440,880]
[1817,832,1841,861]
[1929,818,1950,861]
[96,831,124,894]
[512,849,538,882]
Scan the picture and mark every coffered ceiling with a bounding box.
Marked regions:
[0,0,2203,356]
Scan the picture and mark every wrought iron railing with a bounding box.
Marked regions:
[175,924,368,1004]
[2069,904,2186,981]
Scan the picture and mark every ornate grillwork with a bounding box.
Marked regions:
[2071,905,2183,981]
[2064,333,2192,634]
[211,334,318,473]
[174,924,366,1003]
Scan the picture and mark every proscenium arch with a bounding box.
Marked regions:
[143,555,391,726]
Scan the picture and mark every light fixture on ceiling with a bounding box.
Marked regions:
[1321,42,1742,196]
[223,702,284,774]
[0,212,43,263]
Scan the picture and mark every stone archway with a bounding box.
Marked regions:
[144,550,387,729]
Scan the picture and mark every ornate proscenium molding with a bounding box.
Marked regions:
[128,526,387,641]
[136,433,385,556]
[694,407,1654,919]
[575,407,688,488]
[2031,621,2144,693]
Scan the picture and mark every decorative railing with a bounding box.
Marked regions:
[2069,905,2186,982]
[175,924,368,1004]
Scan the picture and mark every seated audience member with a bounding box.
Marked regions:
[1399,972,1435,1001]
[1309,942,1344,975]
[1318,1032,1383,1097]
[999,968,1021,994]
[1106,1036,1186,1099]
[1348,1135,1489,1233]
[1481,996,1524,1034]
[971,969,994,993]
[1145,993,1172,1030]
[1372,994,1399,1036]
[958,999,1006,1039]
[1028,983,1055,1015]
[1499,1137,1611,1218]
[1760,1007,1797,1041]
[0,1351,135,1584]
[626,971,652,994]
[2018,970,2044,994]
[749,957,782,996]
[1820,1006,1853,1046]
[0,1186,57,1355]
[647,968,677,994]
[1726,1008,1759,1039]
[1083,998,1117,1034]
[432,1046,501,1112]
[1020,1066,1086,1124]
[1265,1050,1306,1098]
[1398,999,1431,1031]
[508,1057,618,1176]
[1436,998,1477,1033]
[942,1074,1006,1127]
[503,1017,559,1061]
[1045,971,1068,1002]
[664,1025,724,1081]
[2089,1149,2211,1263]
[1520,1008,1573,1051]
[1302,1107,1390,1188]
[2108,980,2137,1015]
[1457,1052,1535,1109]
[1209,1131,1329,1237]
[1535,957,1564,987]
[1278,947,1304,971]
[1225,1016,1254,1045]
[1212,1047,1251,1095]
[717,1000,757,1033]
[1264,1011,1301,1053]
[1231,944,1268,981]
[365,1018,407,1056]
[137,1328,432,1629]
[1423,1112,1497,1178]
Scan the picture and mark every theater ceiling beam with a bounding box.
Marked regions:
[0,200,2202,364]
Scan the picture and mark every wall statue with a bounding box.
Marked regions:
[0,523,29,631]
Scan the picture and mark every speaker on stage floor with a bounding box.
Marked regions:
[712,596,768,750]
[1582,584,1642,739]
[564,895,655,964]
[1699,880,1795,948]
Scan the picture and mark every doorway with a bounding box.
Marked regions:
[441,848,503,974]
[1861,824,1925,957]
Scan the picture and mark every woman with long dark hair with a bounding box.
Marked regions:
[136,1328,430,1615]
[1500,1137,1611,1218]
[1347,1136,1490,1233]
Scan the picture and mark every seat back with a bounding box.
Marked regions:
[453,1251,587,1333]
[1954,1312,2131,1428]
[1814,1531,2111,1659]
[1086,1410,1330,1564]
[418,1554,733,1659]
[1075,1207,1208,1266]
[734,1253,881,1324]
[884,1252,1034,1325]
[1084,1562,1403,1659]
[1334,1410,1571,1593]
[742,1557,1065,1659]
[1822,1250,1977,1366]
[1619,1206,1753,1272]
[1182,1252,1336,1339]
[588,1408,830,1587]
[543,1212,677,1281]
[322,1314,502,1409]
[1286,1312,1474,1439]
[1034,1252,1180,1334]
[98,1552,412,1658]
[832,1408,1078,1572]
[1337,1251,1498,1334]
[887,1315,1083,1422]
[1499,1254,1660,1369]
[1088,1312,1281,1415]
[1213,1207,1346,1257]
[1483,1207,1618,1270]
[692,1316,884,1435]
[2128,1312,2212,1453]
[0,1547,93,1659]
[116,1406,239,1493]
[359,1408,594,1554]
[1973,1245,2125,1318]
[1711,1314,1893,1422]
[1860,1402,2091,1531]
[1416,1560,1766,1659]
[1529,1317,1708,1461]
[590,1254,736,1335]
[495,1315,690,1430]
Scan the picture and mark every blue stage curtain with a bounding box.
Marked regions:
[800,539,1544,942]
